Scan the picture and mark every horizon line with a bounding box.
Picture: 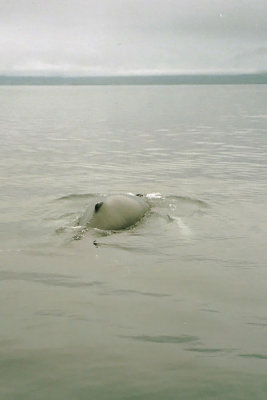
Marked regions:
[0,71,266,77]
[0,72,266,85]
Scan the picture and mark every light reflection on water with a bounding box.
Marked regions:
[0,85,267,399]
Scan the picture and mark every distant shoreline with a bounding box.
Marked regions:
[0,73,266,85]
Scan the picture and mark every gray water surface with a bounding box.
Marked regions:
[0,85,267,399]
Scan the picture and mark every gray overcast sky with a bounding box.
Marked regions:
[0,0,266,75]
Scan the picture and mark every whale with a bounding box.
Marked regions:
[87,194,149,231]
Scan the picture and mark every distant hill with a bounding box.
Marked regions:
[0,73,266,85]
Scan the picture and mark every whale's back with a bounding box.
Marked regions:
[90,195,149,230]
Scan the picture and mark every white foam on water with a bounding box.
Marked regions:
[171,216,192,236]
[0,248,24,253]
[146,192,163,199]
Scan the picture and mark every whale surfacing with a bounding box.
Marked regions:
[89,194,149,231]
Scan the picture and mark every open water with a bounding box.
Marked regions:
[0,84,267,399]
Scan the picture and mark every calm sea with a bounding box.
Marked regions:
[0,85,267,399]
